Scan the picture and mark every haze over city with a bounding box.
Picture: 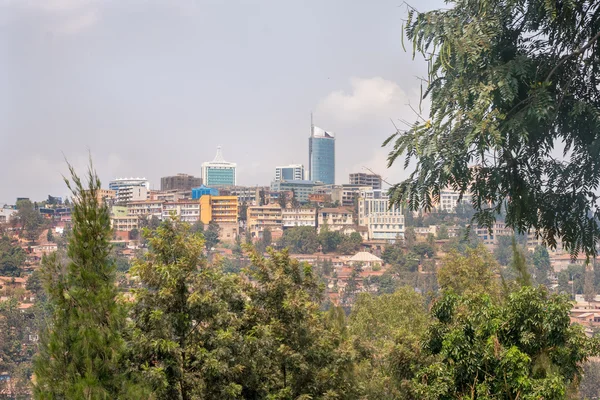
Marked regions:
[1,0,444,203]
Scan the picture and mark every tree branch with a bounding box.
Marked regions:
[545,31,600,83]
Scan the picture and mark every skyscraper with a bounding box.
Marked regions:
[202,147,237,187]
[308,120,335,184]
[274,164,305,182]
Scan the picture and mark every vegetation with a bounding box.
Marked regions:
[386,0,600,257]
[14,199,46,243]
[0,235,26,277]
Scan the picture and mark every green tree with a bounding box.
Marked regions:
[15,199,45,243]
[414,287,596,398]
[0,236,26,277]
[319,227,343,253]
[495,235,514,266]
[46,228,54,243]
[279,226,320,254]
[242,247,358,398]
[204,221,220,250]
[33,164,146,399]
[349,288,430,399]
[532,245,552,285]
[387,0,600,257]
[337,232,363,255]
[404,226,416,248]
[438,244,502,298]
[436,224,449,240]
[238,201,248,222]
[129,218,247,399]
[256,227,272,253]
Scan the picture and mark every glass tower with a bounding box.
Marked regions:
[309,125,335,184]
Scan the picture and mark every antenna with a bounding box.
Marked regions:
[213,146,225,162]
[310,111,314,136]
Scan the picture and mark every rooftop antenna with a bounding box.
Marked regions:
[310,111,314,136]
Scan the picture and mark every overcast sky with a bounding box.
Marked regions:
[1,0,444,204]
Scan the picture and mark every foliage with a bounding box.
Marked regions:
[532,245,552,285]
[204,221,220,250]
[337,232,363,255]
[242,247,359,399]
[387,0,600,257]
[436,224,449,240]
[349,288,431,399]
[404,226,416,247]
[129,218,247,399]
[256,227,272,253]
[415,287,596,399]
[0,235,26,277]
[279,226,320,254]
[580,361,600,400]
[15,199,46,243]
[318,226,342,253]
[438,244,502,298]
[442,226,480,254]
[46,228,54,243]
[495,235,515,266]
[33,163,146,399]
[238,202,248,222]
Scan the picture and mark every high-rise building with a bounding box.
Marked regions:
[274,164,305,182]
[349,172,382,190]
[108,178,150,203]
[308,122,335,184]
[160,173,202,191]
[202,147,237,187]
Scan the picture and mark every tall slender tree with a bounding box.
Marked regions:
[33,163,146,399]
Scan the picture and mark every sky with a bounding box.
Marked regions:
[1,0,445,204]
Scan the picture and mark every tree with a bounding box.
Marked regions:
[129,218,247,399]
[279,226,320,254]
[318,227,343,253]
[337,232,363,255]
[495,235,514,266]
[33,163,146,399]
[0,236,26,277]
[15,199,45,243]
[128,228,139,241]
[438,244,502,298]
[437,224,449,240]
[46,228,54,243]
[204,221,220,250]
[404,226,416,248]
[256,227,272,253]
[387,0,600,257]
[532,245,552,285]
[241,247,358,398]
[414,287,596,399]
[190,220,204,235]
[584,267,596,303]
[277,192,287,209]
[238,201,248,222]
[349,288,430,399]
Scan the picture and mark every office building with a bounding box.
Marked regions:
[162,201,201,223]
[308,123,335,184]
[202,147,237,187]
[317,207,354,233]
[349,173,382,190]
[199,195,238,225]
[191,185,219,200]
[358,188,404,242]
[160,173,202,191]
[274,164,305,182]
[270,180,317,203]
[109,177,150,204]
[127,200,164,220]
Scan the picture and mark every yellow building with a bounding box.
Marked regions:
[200,195,238,225]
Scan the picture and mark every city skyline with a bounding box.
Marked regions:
[1,0,445,203]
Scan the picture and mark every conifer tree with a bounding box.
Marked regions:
[33,163,146,399]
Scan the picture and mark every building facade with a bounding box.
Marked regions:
[162,201,201,223]
[127,200,164,219]
[358,188,405,241]
[349,173,382,190]
[248,204,283,238]
[275,164,305,182]
[108,178,150,204]
[199,195,238,225]
[270,180,317,203]
[308,125,335,184]
[111,215,139,232]
[160,173,202,191]
[317,207,354,233]
[191,185,219,200]
[282,208,317,228]
[202,147,236,187]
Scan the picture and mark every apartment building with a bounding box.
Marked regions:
[111,215,139,232]
[160,173,202,191]
[109,177,149,204]
[475,222,513,248]
[358,188,404,242]
[248,204,283,239]
[127,200,164,219]
[270,180,317,203]
[162,201,201,223]
[282,208,316,228]
[200,195,238,225]
[317,207,354,233]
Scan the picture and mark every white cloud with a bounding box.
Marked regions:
[316,77,423,124]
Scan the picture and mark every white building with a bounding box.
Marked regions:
[109,177,150,204]
[127,200,164,219]
[317,207,354,233]
[202,147,237,187]
[274,164,305,182]
[162,201,200,223]
[437,188,470,212]
[0,206,17,224]
[358,188,405,242]
[282,208,316,228]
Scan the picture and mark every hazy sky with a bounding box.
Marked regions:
[2,0,444,203]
